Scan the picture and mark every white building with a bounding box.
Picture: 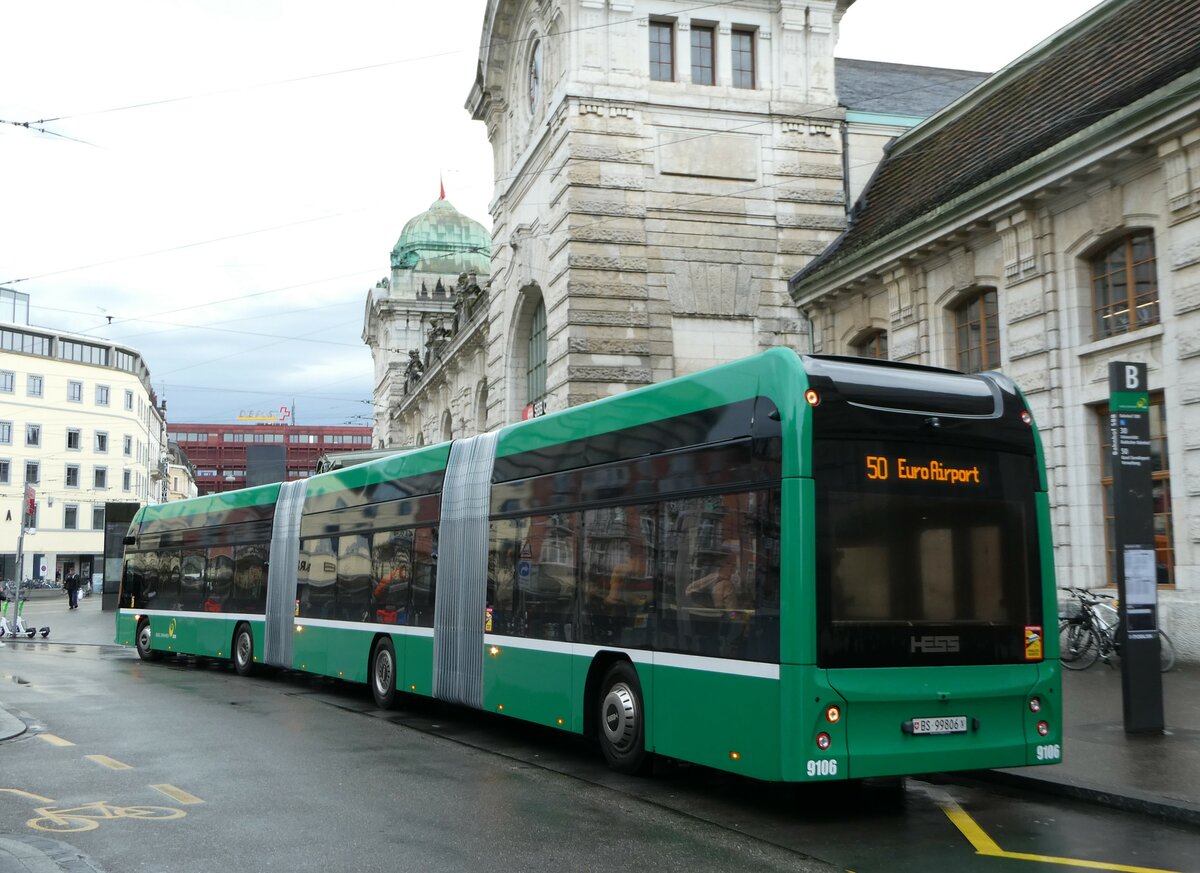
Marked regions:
[362,195,491,448]
[165,440,199,502]
[788,0,1200,657]
[0,290,167,585]
[369,3,984,448]
[465,0,854,425]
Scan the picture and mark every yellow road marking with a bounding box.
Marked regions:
[25,799,186,832]
[0,789,54,802]
[85,755,131,770]
[149,784,204,805]
[940,798,1187,873]
[941,802,1004,854]
[38,734,75,747]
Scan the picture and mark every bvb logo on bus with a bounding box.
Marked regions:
[167,619,177,639]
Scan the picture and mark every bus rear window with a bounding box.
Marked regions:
[814,440,1043,667]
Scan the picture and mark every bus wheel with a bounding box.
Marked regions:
[233,624,255,677]
[597,661,648,774]
[371,638,397,709]
[136,620,160,662]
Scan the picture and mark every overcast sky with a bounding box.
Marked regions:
[0,0,1100,427]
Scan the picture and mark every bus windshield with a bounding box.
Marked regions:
[814,439,1043,668]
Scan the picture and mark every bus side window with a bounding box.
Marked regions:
[580,505,655,648]
[206,546,234,612]
[158,552,182,610]
[121,552,145,608]
[370,529,412,625]
[487,519,524,635]
[231,543,268,614]
[141,552,161,607]
[519,512,578,642]
[410,528,438,628]
[660,491,780,662]
[298,538,335,619]
[180,549,206,612]
[337,534,372,622]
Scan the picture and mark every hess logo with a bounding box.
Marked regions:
[910,635,960,653]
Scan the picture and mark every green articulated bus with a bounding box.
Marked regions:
[116,348,1061,782]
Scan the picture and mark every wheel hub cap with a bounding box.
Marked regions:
[601,683,637,751]
[375,651,393,693]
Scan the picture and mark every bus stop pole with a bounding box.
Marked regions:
[1108,361,1164,734]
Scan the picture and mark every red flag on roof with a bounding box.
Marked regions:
[439,176,445,200]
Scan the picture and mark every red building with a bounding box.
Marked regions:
[167,423,373,494]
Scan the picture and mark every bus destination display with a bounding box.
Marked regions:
[864,454,983,485]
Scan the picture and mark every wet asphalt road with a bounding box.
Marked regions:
[1,640,1197,873]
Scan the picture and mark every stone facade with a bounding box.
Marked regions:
[362,198,491,447]
[790,0,1200,659]
[466,0,857,424]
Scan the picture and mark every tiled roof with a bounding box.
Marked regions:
[794,0,1200,290]
[835,58,988,118]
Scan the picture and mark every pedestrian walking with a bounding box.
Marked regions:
[65,572,80,610]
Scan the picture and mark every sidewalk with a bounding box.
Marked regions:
[3,597,1199,826]
[974,662,1200,825]
[0,594,115,744]
[1,596,117,872]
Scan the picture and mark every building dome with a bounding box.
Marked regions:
[390,198,491,275]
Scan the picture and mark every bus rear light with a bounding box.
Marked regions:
[1020,410,1033,425]
[1036,721,1050,737]
[825,705,841,724]
[804,389,821,406]
[1029,697,1041,713]
[816,732,831,751]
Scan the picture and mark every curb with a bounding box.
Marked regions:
[0,706,27,743]
[954,769,1200,827]
[0,835,110,873]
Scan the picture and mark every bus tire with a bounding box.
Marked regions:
[233,624,255,677]
[136,619,160,662]
[371,637,398,709]
[597,661,648,775]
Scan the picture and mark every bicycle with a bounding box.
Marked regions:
[1058,587,1175,672]
[27,800,185,833]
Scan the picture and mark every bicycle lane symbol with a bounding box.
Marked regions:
[27,800,186,833]
[2,790,190,833]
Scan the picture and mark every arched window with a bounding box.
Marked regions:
[527,39,543,116]
[441,410,453,443]
[852,329,888,360]
[1091,231,1158,339]
[953,289,999,374]
[527,299,547,404]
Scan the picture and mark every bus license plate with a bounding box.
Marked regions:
[911,716,968,735]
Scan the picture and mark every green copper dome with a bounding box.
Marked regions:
[391,198,491,275]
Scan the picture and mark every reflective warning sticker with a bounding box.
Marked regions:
[1024,626,1043,660]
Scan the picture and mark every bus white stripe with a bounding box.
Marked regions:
[118,612,777,678]
[119,609,262,623]
[118,610,435,638]
[299,619,434,637]
[484,635,780,680]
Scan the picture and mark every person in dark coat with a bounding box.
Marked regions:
[65,572,80,610]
